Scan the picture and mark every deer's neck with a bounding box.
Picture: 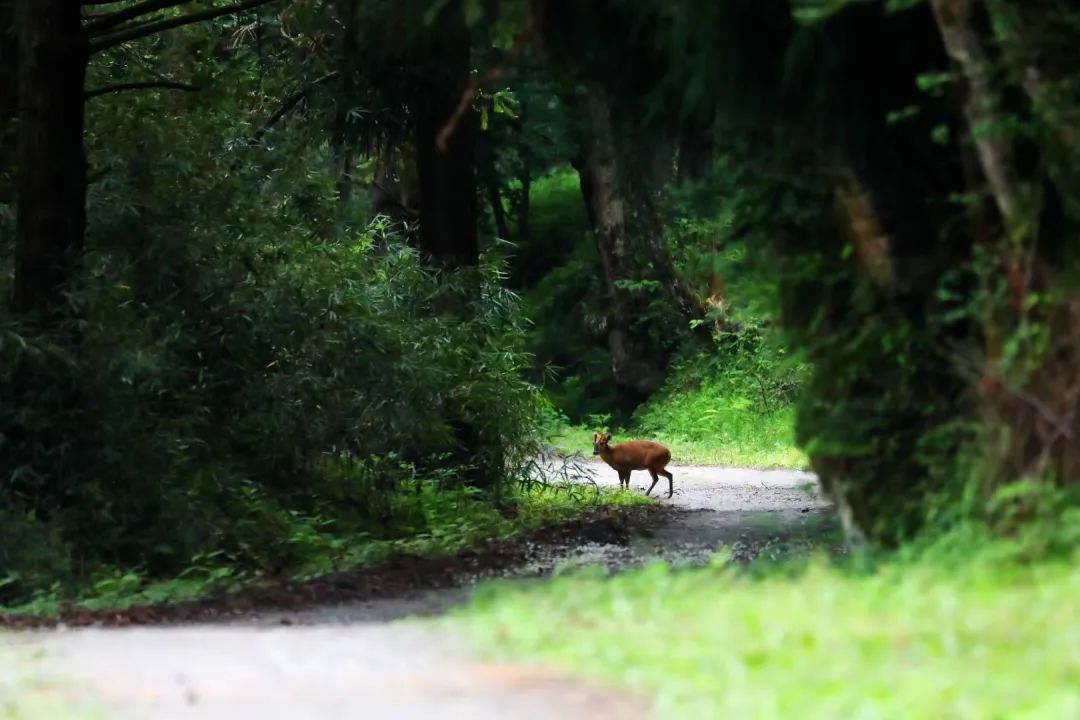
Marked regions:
[599,444,618,465]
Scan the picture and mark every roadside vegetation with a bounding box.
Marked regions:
[1,481,647,618]
[457,516,1080,718]
[0,646,102,720]
[2,5,1079,716]
[547,346,806,469]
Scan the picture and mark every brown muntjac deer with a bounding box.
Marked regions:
[592,432,674,498]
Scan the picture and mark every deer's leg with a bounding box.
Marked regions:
[662,469,674,497]
[618,470,629,490]
[645,469,659,497]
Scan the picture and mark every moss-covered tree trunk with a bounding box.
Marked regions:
[580,85,664,395]
[632,137,707,332]
[930,0,1080,494]
[765,2,975,546]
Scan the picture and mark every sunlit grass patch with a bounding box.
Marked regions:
[550,413,807,470]
[454,541,1080,719]
[0,647,104,720]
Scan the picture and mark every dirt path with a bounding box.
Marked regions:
[4,464,833,719]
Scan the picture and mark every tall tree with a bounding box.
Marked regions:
[12,0,88,317]
[540,0,707,396]
[0,0,15,206]
[931,0,1080,490]
[413,0,479,268]
[11,0,279,317]
[578,85,665,395]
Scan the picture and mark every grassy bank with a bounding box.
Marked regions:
[1,483,648,619]
[550,413,805,469]
[542,325,811,470]
[548,346,809,469]
[0,646,103,720]
[454,532,1080,718]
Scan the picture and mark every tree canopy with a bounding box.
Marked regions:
[1,0,1077,603]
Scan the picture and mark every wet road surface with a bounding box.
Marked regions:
[5,462,833,719]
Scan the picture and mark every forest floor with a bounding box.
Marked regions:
[3,463,835,719]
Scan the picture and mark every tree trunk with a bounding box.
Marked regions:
[415,108,478,267]
[414,0,478,268]
[569,153,597,229]
[929,0,1029,239]
[0,0,16,206]
[932,0,1080,495]
[985,0,1080,164]
[486,180,510,241]
[412,0,492,488]
[676,112,714,183]
[516,141,532,240]
[12,0,88,317]
[331,0,360,206]
[632,138,708,331]
[579,86,664,395]
[478,130,510,240]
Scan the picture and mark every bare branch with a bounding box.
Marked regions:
[90,0,280,53]
[435,10,537,152]
[252,71,339,142]
[85,80,200,100]
[227,71,340,173]
[84,1,192,34]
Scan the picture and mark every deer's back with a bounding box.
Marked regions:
[605,440,671,471]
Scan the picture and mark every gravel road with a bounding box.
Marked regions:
[3,462,833,719]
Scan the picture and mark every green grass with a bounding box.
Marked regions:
[1,483,650,618]
[551,419,806,469]
[0,647,104,720]
[552,408,809,468]
[453,536,1080,719]
[546,341,810,469]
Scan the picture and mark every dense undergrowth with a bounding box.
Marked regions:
[519,165,808,468]
[3,0,1076,643]
[516,170,629,421]
[547,329,808,469]
[0,54,560,607]
[457,521,1080,719]
[1,482,648,617]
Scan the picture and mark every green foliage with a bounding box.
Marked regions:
[513,169,593,288]
[546,328,808,469]
[0,223,547,602]
[517,170,626,422]
[0,38,549,604]
[529,151,812,468]
[2,482,648,617]
[668,134,983,541]
[630,333,808,468]
[456,530,1080,719]
[0,645,103,720]
[3,0,1075,613]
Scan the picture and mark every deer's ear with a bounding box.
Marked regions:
[593,432,599,442]
[604,433,613,442]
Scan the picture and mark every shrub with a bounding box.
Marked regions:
[0,222,545,603]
